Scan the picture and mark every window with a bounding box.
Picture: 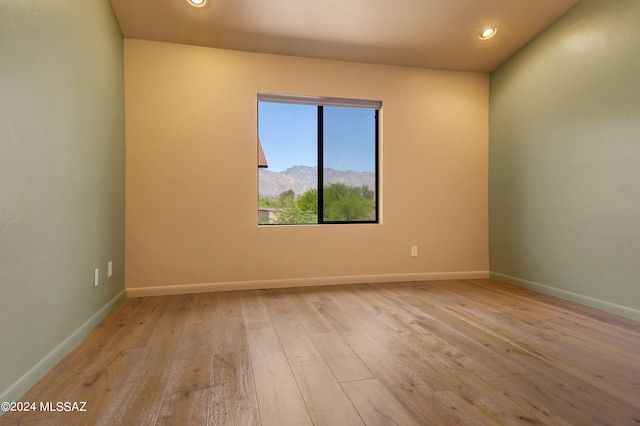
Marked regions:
[258,93,380,225]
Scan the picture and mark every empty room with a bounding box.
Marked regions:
[1,0,639,424]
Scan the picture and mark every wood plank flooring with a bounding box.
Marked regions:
[1,279,639,425]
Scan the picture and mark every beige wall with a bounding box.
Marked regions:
[125,39,489,296]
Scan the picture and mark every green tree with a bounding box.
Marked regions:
[361,185,375,200]
[278,189,295,208]
[323,183,375,221]
[297,188,318,213]
[276,206,318,224]
[261,185,374,224]
[259,195,278,208]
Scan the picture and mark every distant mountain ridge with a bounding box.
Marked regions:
[259,165,375,197]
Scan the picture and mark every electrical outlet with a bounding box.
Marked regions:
[107,261,113,278]
[94,269,99,287]
[411,246,418,257]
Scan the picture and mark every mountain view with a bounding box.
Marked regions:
[259,165,376,197]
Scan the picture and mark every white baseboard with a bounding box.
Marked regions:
[491,272,640,321]
[126,271,491,297]
[0,289,126,409]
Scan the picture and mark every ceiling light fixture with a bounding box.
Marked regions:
[479,27,497,40]
[187,0,206,7]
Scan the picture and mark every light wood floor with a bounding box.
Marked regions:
[2,279,639,425]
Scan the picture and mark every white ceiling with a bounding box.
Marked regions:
[110,0,581,73]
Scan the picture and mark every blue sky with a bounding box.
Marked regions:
[258,102,376,173]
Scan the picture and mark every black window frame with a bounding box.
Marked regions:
[258,93,381,225]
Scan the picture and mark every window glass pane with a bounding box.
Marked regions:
[257,96,378,226]
[258,102,318,224]
[322,107,377,222]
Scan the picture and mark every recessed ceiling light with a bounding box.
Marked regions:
[479,27,497,40]
[188,0,206,7]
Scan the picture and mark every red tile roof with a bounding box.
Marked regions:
[258,138,268,168]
